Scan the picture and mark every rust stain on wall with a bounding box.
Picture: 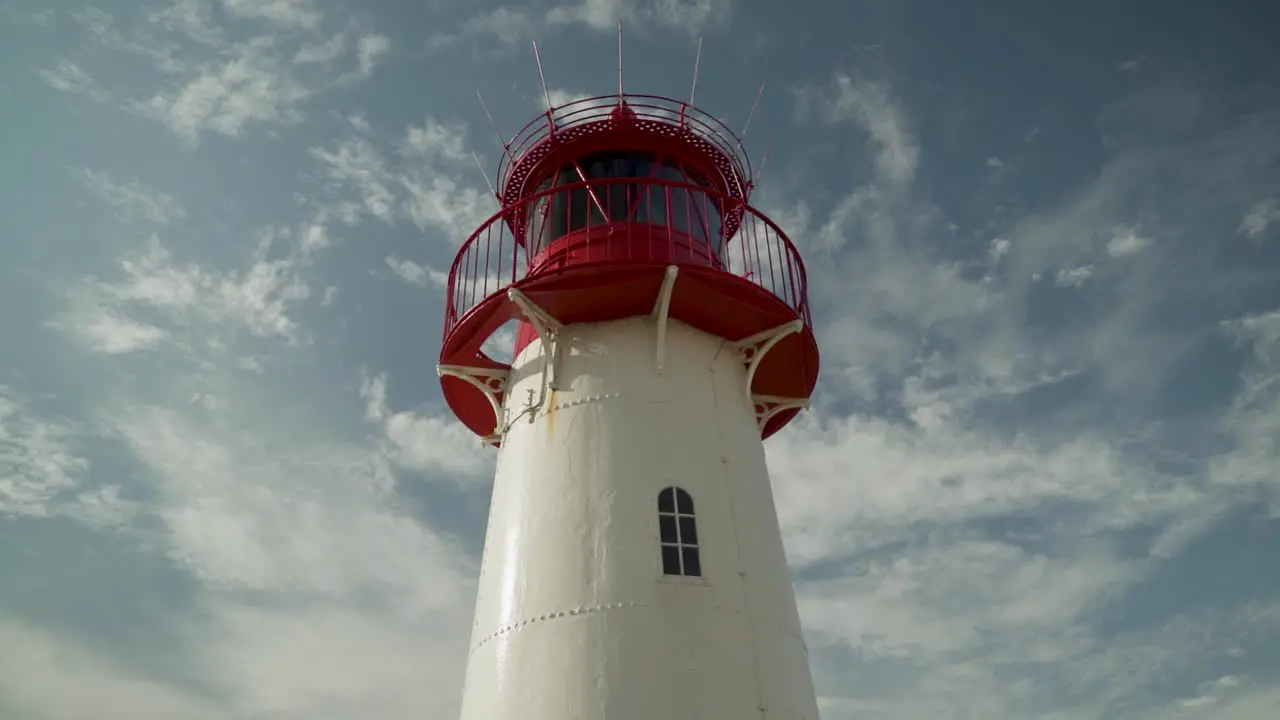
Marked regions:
[545,388,558,441]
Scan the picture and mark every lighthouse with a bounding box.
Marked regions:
[437,72,821,719]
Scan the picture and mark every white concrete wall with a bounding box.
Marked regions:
[458,316,819,720]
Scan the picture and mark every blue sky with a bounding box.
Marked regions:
[2,0,1279,717]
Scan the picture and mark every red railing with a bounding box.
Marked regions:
[443,177,810,342]
[496,94,754,201]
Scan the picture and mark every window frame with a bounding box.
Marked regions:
[657,486,704,580]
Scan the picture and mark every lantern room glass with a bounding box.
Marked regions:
[526,152,724,258]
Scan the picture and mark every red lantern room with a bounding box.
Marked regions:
[437,93,819,445]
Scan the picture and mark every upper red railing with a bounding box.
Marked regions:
[443,177,810,344]
[496,95,754,208]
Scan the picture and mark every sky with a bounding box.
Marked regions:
[2,0,1279,718]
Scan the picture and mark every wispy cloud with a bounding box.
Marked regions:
[385,256,446,288]
[1055,264,1094,287]
[355,33,391,78]
[38,59,111,102]
[309,117,491,239]
[547,0,734,34]
[52,227,318,360]
[361,373,491,480]
[1238,198,1279,239]
[769,61,1280,717]
[40,4,391,145]
[0,618,223,720]
[26,200,478,719]
[434,0,733,49]
[0,389,87,518]
[79,168,186,225]
[135,36,314,143]
[1106,225,1154,257]
[219,0,322,30]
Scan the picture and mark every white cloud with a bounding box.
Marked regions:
[0,619,222,720]
[1212,308,1280,509]
[402,175,492,238]
[80,169,187,225]
[30,212,482,710]
[29,8,56,27]
[437,0,731,48]
[545,88,595,110]
[311,135,397,223]
[800,540,1135,660]
[431,6,539,49]
[113,402,462,597]
[546,0,734,34]
[0,388,137,531]
[355,33,391,78]
[386,256,447,288]
[293,33,346,65]
[1055,264,1094,287]
[39,59,111,102]
[218,0,321,29]
[193,602,471,719]
[768,411,1196,569]
[71,358,478,717]
[310,120,491,239]
[1162,683,1280,720]
[216,230,313,340]
[52,301,168,354]
[397,118,492,237]
[0,389,86,518]
[54,228,319,358]
[360,373,491,480]
[648,0,734,32]
[757,69,1280,718]
[136,37,313,144]
[798,73,920,188]
[45,4,390,144]
[400,118,472,163]
[1107,226,1154,257]
[1238,198,1278,239]
[546,0,634,31]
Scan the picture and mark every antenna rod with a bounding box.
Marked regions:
[532,40,554,123]
[748,145,773,196]
[470,150,499,204]
[689,36,703,107]
[476,91,509,155]
[739,81,766,143]
[616,21,624,101]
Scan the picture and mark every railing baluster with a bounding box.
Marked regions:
[764,220,779,298]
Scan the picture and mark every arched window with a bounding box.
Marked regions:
[657,486,701,577]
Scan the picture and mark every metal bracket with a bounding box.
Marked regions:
[508,288,563,390]
[437,364,511,446]
[751,394,810,431]
[650,265,679,374]
[731,319,803,404]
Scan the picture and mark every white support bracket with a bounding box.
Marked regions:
[731,319,804,404]
[508,288,563,390]
[650,265,680,374]
[437,364,511,446]
[751,394,810,431]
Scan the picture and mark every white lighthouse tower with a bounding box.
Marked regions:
[438,76,822,719]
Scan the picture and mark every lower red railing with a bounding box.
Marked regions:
[443,178,811,343]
